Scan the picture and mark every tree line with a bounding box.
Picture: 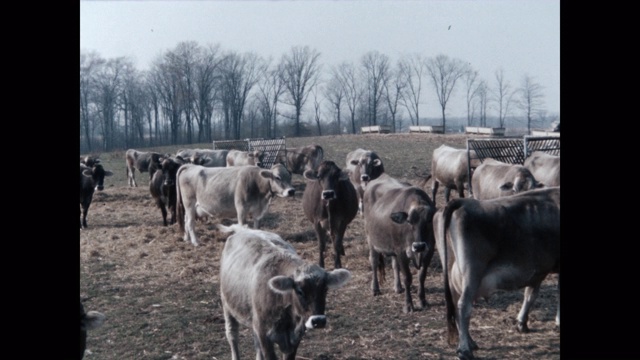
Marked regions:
[80,41,556,153]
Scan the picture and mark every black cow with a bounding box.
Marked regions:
[302,160,359,269]
[80,163,113,229]
[150,156,186,226]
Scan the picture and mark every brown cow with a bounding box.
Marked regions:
[80,163,113,229]
[190,149,229,167]
[125,149,163,187]
[219,224,351,360]
[345,148,385,214]
[302,160,359,269]
[226,149,265,167]
[431,145,481,203]
[149,156,186,226]
[524,151,560,187]
[176,163,295,246]
[435,187,560,360]
[280,144,324,175]
[363,173,437,313]
[471,158,544,200]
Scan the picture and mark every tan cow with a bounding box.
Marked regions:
[176,163,295,246]
[226,149,265,167]
[125,149,164,187]
[279,144,324,175]
[471,158,543,200]
[435,187,560,360]
[431,145,481,203]
[345,148,385,214]
[524,151,560,187]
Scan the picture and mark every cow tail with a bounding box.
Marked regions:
[378,253,386,285]
[442,199,465,345]
[176,165,187,233]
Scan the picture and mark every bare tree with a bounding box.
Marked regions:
[311,86,323,136]
[477,80,489,127]
[517,74,545,133]
[280,46,322,137]
[463,69,481,126]
[493,68,516,128]
[151,52,182,145]
[360,51,389,126]
[80,51,105,152]
[324,69,345,135]
[335,62,362,134]
[256,60,286,138]
[384,61,406,133]
[194,44,223,143]
[398,53,426,126]
[426,54,469,133]
[94,57,129,151]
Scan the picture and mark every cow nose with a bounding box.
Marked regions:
[322,190,336,200]
[95,185,104,191]
[412,242,427,252]
[256,162,262,167]
[361,174,370,182]
[286,189,295,197]
[305,315,327,329]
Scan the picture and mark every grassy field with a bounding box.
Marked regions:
[80,133,559,360]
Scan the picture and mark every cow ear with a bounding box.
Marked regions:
[268,276,295,294]
[104,171,114,177]
[373,159,382,167]
[303,170,318,181]
[390,212,409,224]
[260,170,274,179]
[326,269,351,289]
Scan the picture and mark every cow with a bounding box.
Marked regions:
[345,148,385,214]
[218,224,351,360]
[362,173,437,313]
[191,149,229,167]
[176,163,295,246]
[430,145,481,204]
[226,149,265,167]
[279,144,324,175]
[434,187,560,360]
[149,156,186,226]
[302,160,359,269]
[80,299,105,360]
[471,158,544,200]
[125,149,163,187]
[80,163,113,229]
[524,151,560,187]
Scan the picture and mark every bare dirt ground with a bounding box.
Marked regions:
[80,133,559,360]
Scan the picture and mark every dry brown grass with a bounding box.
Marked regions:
[80,133,559,360]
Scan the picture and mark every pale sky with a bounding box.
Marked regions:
[80,0,560,119]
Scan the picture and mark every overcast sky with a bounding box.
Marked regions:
[80,0,559,119]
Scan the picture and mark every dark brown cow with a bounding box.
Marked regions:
[80,163,113,229]
[149,156,186,226]
[80,299,105,360]
[302,160,359,269]
[280,144,324,175]
[345,148,385,214]
[226,149,265,167]
[524,151,560,187]
[219,224,351,360]
[176,163,295,246]
[125,149,163,187]
[435,187,560,360]
[363,173,437,313]
[471,158,544,200]
[431,145,481,203]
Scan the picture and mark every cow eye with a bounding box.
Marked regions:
[275,176,281,181]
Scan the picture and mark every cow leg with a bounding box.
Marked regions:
[315,222,327,268]
[399,258,415,313]
[81,200,91,229]
[369,246,382,296]
[431,181,439,204]
[332,222,348,269]
[159,203,168,226]
[517,283,541,333]
[184,208,199,246]
[444,187,452,203]
[556,274,560,328]
[391,257,403,294]
[456,284,480,360]
[222,306,241,360]
[253,328,278,360]
[418,247,435,309]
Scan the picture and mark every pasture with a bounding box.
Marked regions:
[80,133,560,359]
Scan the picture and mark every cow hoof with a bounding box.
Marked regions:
[372,289,381,296]
[395,287,404,294]
[403,304,414,313]
[420,299,429,309]
[517,321,530,333]
[456,349,475,360]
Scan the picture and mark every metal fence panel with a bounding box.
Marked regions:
[249,138,286,169]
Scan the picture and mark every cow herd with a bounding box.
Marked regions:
[80,141,560,360]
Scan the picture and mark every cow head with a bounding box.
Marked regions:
[303,160,350,201]
[248,150,265,167]
[350,153,384,187]
[390,198,436,269]
[268,264,351,330]
[498,169,545,196]
[159,157,184,187]
[82,164,113,191]
[260,164,295,197]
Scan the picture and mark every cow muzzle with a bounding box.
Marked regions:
[321,190,336,200]
[360,174,370,182]
[95,185,104,191]
[283,188,295,197]
[412,242,427,252]
[305,315,327,329]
